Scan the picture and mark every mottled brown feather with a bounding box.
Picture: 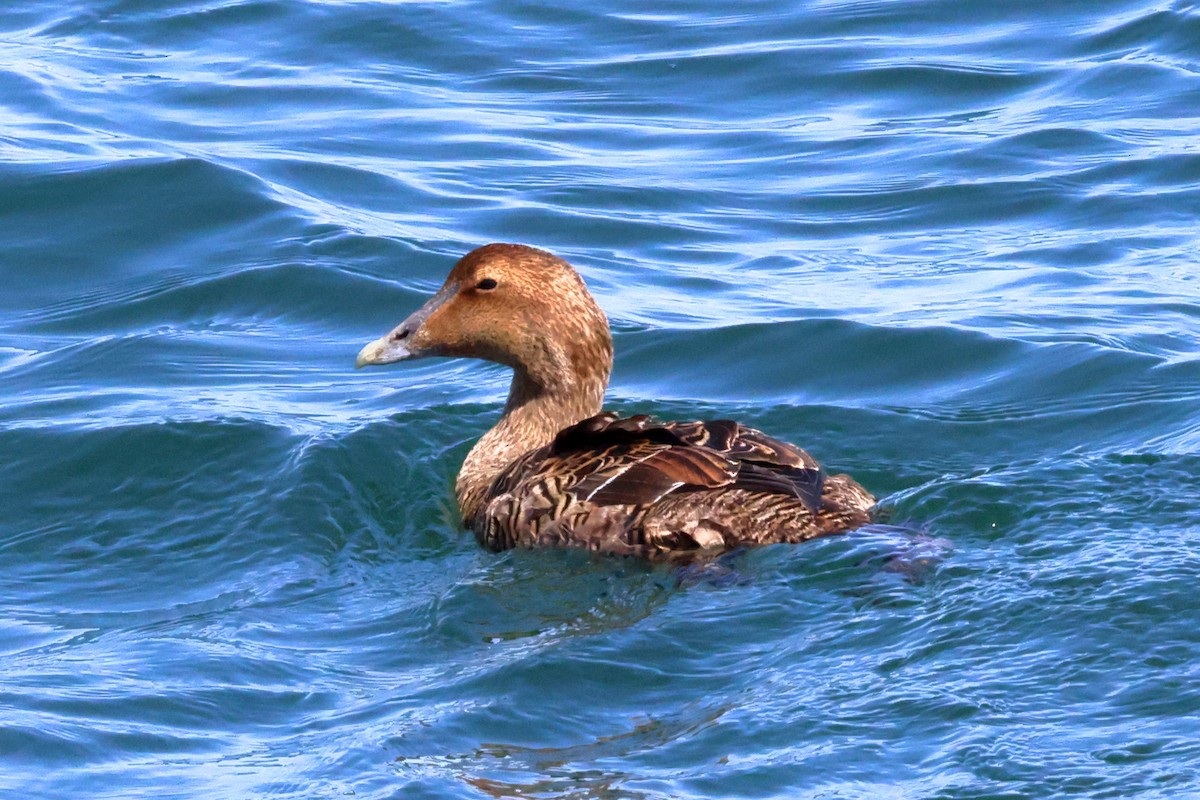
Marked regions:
[473,412,870,556]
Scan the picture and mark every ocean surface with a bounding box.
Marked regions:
[3,1,1200,797]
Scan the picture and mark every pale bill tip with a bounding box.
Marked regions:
[355,338,385,369]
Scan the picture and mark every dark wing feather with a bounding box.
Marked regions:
[666,419,826,512]
[667,419,821,470]
[729,462,825,513]
[535,414,826,512]
[565,437,738,507]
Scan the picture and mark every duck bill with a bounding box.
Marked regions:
[355,335,412,368]
[355,281,458,368]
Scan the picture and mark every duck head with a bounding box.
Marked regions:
[356,243,613,402]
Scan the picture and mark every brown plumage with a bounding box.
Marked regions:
[356,243,874,558]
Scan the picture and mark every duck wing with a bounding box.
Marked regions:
[663,418,826,511]
[486,411,823,512]
[477,413,864,553]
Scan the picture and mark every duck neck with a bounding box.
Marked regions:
[456,355,609,526]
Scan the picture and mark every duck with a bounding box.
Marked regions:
[356,243,874,557]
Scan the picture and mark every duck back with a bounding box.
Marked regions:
[473,412,874,557]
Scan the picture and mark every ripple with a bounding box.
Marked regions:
[4,0,1200,796]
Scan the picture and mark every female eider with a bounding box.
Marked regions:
[356,244,874,557]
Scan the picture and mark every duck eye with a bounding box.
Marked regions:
[476,278,498,291]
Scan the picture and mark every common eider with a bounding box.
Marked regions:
[356,244,874,557]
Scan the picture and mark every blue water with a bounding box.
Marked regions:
[3,1,1200,797]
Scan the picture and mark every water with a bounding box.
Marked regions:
[3,0,1199,797]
